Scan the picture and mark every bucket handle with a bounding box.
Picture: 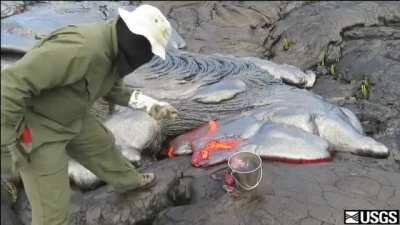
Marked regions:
[231,167,262,191]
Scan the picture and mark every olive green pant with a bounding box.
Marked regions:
[19,115,141,225]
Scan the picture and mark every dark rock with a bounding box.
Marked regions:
[149,1,302,57]
[1,201,23,225]
[154,155,400,225]
[338,36,400,107]
[308,4,400,166]
[263,1,400,69]
[312,75,358,105]
[12,154,399,225]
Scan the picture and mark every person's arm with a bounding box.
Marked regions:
[1,28,91,148]
[103,79,133,107]
[103,79,178,120]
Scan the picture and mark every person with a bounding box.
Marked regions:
[1,5,177,225]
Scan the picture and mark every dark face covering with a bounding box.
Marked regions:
[116,17,154,77]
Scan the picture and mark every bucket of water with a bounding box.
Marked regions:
[227,151,262,191]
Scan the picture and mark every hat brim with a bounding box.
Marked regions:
[119,8,167,60]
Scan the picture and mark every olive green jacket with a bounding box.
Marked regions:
[1,18,132,150]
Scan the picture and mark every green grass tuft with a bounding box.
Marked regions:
[282,38,290,51]
[330,64,336,76]
[360,79,370,99]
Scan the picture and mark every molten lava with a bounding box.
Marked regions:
[199,138,240,160]
[208,120,218,133]
[192,137,240,167]
[165,146,175,158]
[166,120,241,167]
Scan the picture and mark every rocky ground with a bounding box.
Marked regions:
[2,1,400,225]
[13,154,400,225]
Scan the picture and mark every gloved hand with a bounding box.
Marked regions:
[128,90,178,121]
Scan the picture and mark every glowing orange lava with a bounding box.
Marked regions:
[208,120,218,133]
[200,138,240,160]
[165,146,175,158]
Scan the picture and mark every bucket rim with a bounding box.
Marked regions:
[228,151,262,174]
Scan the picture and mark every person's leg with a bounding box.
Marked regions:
[66,114,148,193]
[19,141,70,225]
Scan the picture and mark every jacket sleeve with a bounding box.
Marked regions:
[103,79,134,107]
[1,29,91,147]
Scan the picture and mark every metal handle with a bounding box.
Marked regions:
[231,168,263,191]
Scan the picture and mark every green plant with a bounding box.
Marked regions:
[319,47,327,67]
[282,38,290,51]
[305,0,320,4]
[360,79,370,99]
[330,64,336,76]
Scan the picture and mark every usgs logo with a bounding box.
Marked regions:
[344,210,399,224]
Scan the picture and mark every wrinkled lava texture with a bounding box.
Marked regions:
[1,1,399,225]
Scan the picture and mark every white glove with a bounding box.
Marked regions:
[128,90,178,121]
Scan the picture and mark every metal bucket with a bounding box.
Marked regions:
[228,151,262,191]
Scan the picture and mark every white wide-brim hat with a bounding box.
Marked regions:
[118,5,171,60]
